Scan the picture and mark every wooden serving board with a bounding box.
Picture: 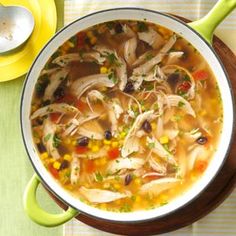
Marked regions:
[47,17,236,235]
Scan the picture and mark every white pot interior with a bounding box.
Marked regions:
[21,8,234,222]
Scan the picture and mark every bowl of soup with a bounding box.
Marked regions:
[21,8,234,226]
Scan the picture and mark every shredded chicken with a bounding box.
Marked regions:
[71,74,115,99]
[42,118,60,160]
[79,187,131,203]
[31,103,78,120]
[140,177,179,196]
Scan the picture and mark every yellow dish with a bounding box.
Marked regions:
[0,0,57,82]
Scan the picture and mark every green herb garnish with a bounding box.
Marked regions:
[95,172,103,182]
[137,22,148,32]
[178,101,185,108]
[44,133,51,142]
[53,134,61,148]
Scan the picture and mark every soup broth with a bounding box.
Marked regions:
[31,20,223,212]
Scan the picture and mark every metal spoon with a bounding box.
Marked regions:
[0,3,34,54]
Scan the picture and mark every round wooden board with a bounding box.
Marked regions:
[47,17,236,235]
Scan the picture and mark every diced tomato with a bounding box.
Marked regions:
[178,81,191,92]
[50,113,61,123]
[86,160,95,173]
[77,32,86,49]
[57,94,76,104]
[107,147,120,160]
[145,175,160,181]
[75,99,87,111]
[193,70,208,81]
[195,160,208,172]
[75,146,88,154]
[48,164,59,178]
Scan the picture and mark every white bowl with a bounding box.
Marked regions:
[21,8,235,223]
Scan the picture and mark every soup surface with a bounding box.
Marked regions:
[31,20,223,212]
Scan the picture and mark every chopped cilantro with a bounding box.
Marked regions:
[106,21,115,30]
[172,115,182,121]
[178,101,185,108]
[119,203,132,212]
[160,201,168,206]
[137,22,148,32]
[145,53,154,61]
[108,72,117,83]
[148,142,155,149]
[95,172,103,182]
[53,134,61,148]
[183,74,190,81]
[44,133,51,142]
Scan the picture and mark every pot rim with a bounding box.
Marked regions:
[20,7,235,223]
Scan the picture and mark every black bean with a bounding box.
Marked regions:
[167,73,180,90]
[60,160,69,170]
[35,117,44,125]
[42,99,51,106]
[141,120,152,133]
[104,130,112,140]
[37,142,46,153]
[53,87,65,100]
[123,81,134,93]
[77,137,89,146]
[114,23,123,33]
[124,174,132,186]
[196,136,208,145]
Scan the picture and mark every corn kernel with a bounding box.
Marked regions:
[99,157,107,166]
[103,139,111,145]
[141,105,146,111]
[84,183,90,188]
[100,203,107,210]
[41,152,48,160]
[134,178,141,185]
[159,194,168,202]
[94,159,100,166]
[49,158,55,163]
[103,182,110,189]
[199,110,207,116]
[88,141,92,149]
[111,141,119,148]
[120,131,127,139]
[190,173,197,182]
[64,154,72,161]
[115,199,121,205]
[91,145,99,152]
[64,138,71,145]
[100,66,108,74]
[72,140,77,146]
[135,196,141,203]
[53,161,61,170]
[90,37,97,45]
[160,136,169,144]
[151,122,157,130]
[86,31,94,38]
[114,183,121,190]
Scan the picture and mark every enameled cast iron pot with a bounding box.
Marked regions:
[21,0,236,227]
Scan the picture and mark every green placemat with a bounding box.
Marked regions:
[0,1,64,235]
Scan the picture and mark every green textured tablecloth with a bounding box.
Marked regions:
[0,1,64,235]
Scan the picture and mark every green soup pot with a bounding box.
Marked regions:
[21,0,236,227]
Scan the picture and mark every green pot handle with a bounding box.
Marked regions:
[188,0,236,44]
[23,174,79,227]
